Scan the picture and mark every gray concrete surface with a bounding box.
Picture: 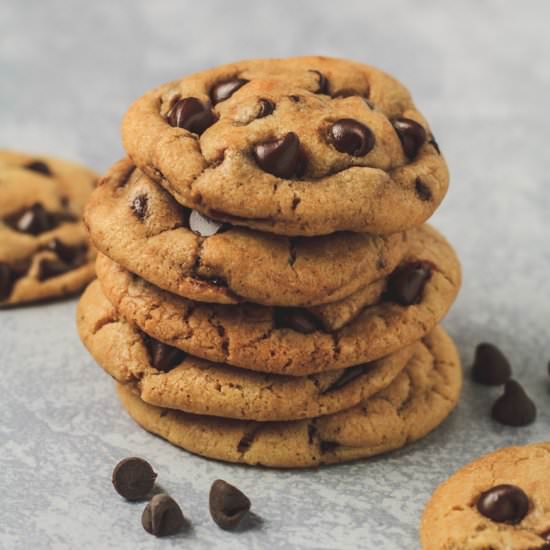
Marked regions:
[1,1,549,548]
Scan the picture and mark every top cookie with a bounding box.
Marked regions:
[122,56,447,236]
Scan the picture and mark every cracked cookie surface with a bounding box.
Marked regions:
[78,279,414,421]
[85,158,408,306]
[122,56,447,236]
[0,150,97,306]
[421,442,550,550]
[116,325,461,468]
[96,225,461,375]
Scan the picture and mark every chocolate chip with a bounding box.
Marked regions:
[209,479,251,530]
[386,261,432,306]
[37,258,72,281]
[273,308,321,334]
[210,78,248,104]
[491,380,536,426]
[142,493,186,537]
[112,457,157,501]
[189,210,227,237]
[145,338,186,372]
[46,238,81,264]
[320,440,340,453]
[0,263,15,301]
[253,132,305,179]
[393,117,427,160]
[24,160,52,176]
[476,484,529,524]
[289,95,301,103]
[167,97,215,134]
[310,70,329,94]
[415,178,432,201]
[332,89,359,98]
[322,363,372,394]
[131,193,149,220]
[237,428,258,453]
[11,203,54,235]
[471,343,511,386]
[307,423,318,444]
[327,119,375,157]
[257,98,275,118]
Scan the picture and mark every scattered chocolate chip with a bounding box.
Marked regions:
[273,308,321,334]
[257,98,275,118]
[429,136,441,154]
[209,479,251,530]
[320,440,340,453]
[253,132,304,179]
[327,119,375,157]
[322,363,372,394]
[310,70,329,94]
[189,210,227,237]
[37,258,72,281]
[471,343,512,386]
[112,457,157,501]
[167,97,215,134]
[131,193,149,220]
[476,484,529,524]
[145,337,186,372]
[386,261,432,306]
[392,117,427,160]
[415,178,432,201]
[491,380,536,426]
[24,160,52,176]
[142,493,186,537]
[0,263,15,301]
[210,78,248,104]
[45,238,81,264]
[11,203,54,235]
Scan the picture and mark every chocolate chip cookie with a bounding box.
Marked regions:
[116,325,461,467]
[78,279,415,421]
[0,150,97,306]
[84,158,409,306]
[96,224,460,375]
[122,56,447,236]
[421,442,550,549]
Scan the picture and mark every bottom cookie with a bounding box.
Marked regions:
[116,326,462,468]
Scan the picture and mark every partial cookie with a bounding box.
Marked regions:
[421,443,550,550]
[78,280,414,421]
[122,56,447,236]
[0,150,97,306]
[96,224,461,375]
[116,326,462,468]
[85,158,409,306]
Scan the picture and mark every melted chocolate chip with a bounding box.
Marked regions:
[273,308,322,334]
[188,210,228,237]
[257,98,275,118]
[393,117,427,160]
[10,203,54,235]
[320,440,340,453]
[37,258,72,281]
[253,132,305,178]
[327,119,375,157]
[112,457,157,501]
[476,484,529,524]
[237,429,257,453]
[322,363,372,394]
[491,380,536,426]
[131,193,149,220]
[0,263,15,301]
[144,337,186,372]
[415,178,432,201]
[386,262,432,306]
[210,78,248,104]
[310,70,329,94]
[46,238,82,264]
[142,493,186,537]
[471,343,512,386]
[24,160,52,176]
[167,97,216,134]
[209,480,251,530]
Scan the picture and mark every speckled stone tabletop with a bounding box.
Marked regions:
[1,1,549,548]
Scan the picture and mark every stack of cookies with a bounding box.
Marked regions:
[78,56,462,468]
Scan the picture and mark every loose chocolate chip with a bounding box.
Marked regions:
[393,117,427,160]
[146,338,186,372]
[273,308,321,334]
[386,261,432,306]
[322,363,372,394]
[253,132,305,179]
[491,380,536,426]
[112,457,157,501]
[167,97,215,134]
[12,203,54,235]
[142,493,186,537]
[257,98,275,118]
[189,210,227,237]
[471,343,511,386]
[24,160,52,176]
[415,178,432,201]
[327,119,375,157]
[476,484,529,524]
[210,78,248,104]
[131,193,149,220]
[209,479,251,530]
[37,258,72,281]
[310,70,329,94]
[0,263,15,301]
[46,238,80,264]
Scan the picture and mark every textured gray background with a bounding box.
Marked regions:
[1,1,549,548]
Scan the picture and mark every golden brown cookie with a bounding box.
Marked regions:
[122,56,447,236]
[116,325,462,468]
[0,150,97,306]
